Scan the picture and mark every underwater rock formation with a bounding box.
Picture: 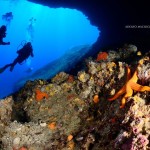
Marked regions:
[15,45,92,90]
[0,44,149,150]
[28,0,150,51]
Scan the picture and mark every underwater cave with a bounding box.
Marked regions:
[0,0,100,98]
[0,1,149,150]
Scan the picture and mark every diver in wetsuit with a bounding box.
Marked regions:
[0,25,10,45]
[2,12,13,26]
[27,17,36,42]
[0,42,34,72]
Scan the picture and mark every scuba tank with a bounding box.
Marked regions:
[17,40,27,51]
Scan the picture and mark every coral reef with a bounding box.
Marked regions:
[0,44,149,150]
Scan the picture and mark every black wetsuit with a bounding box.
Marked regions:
[0,42,34,72]
[0,25,10,45]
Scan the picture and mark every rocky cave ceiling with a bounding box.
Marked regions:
[28,0,150,50]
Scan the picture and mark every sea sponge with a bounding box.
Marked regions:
[35,89,49,101]
[96,52,108,61]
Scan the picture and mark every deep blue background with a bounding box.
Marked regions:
[0,0,99,98]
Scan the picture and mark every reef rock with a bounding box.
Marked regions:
[0,45,149,150]
[16,45,92,90]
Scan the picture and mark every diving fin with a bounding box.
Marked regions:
[0,67,7,73]
[0,65,11,73]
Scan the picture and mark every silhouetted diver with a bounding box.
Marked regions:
[2,12,13,26]
[0,25,10,45]
[0,42,34,73]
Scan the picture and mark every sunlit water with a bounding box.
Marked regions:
[0,0,100,98]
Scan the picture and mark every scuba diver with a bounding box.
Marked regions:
[27,17,36,42]
[0,25,10,45]
[0,42,34,73]
[2,12,13,26]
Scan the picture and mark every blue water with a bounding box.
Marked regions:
[0,0,100,98]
